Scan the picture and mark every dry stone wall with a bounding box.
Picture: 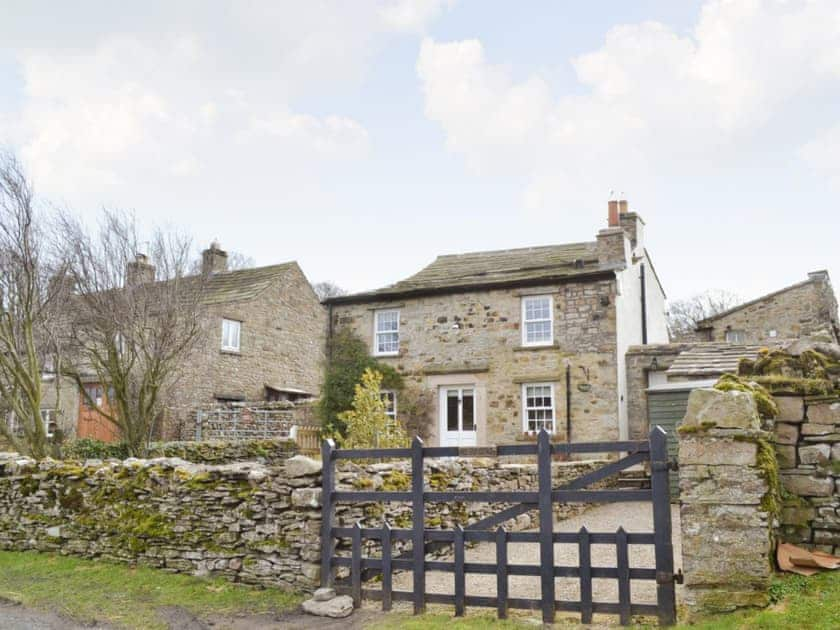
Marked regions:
[0,452,607,591]
[773,395,840,553]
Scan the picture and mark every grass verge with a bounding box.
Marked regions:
[0,550,302,629]
[365,572,840,629]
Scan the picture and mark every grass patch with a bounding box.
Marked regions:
[0,550,302,629]
[366,572,840,629]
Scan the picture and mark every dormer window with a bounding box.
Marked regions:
[374,309,400,356]
[222,318,241,352]
[521,295,553,346]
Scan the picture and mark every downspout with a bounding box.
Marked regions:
[565,362,572,443]
[327,302,334,360]
[640,263,648,345]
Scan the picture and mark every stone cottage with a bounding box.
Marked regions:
[694,271,839,344]
[58,243,327,441]
[325,200,668,447]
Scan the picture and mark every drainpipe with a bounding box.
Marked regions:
[640,263,648,345]
[327,303,334,360]
[565,362,572,442]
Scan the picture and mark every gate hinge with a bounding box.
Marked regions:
[651,459,679,472]
[656,569,684,585]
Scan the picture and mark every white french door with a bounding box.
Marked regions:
[439,387,477,447]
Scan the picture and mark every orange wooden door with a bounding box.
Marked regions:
[77,384,121,442]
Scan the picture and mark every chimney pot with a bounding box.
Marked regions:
[618,199,628,214]
[608,200,620,227]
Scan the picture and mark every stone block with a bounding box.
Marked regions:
[774,423,799,445]
[781,473,834,497]
[684,588,770,615]
[775,396,805,423]
[832,443,840,461]
[799,444,831,466]
[682,389,760,431]
[814,529,840,545]
[302,595,354,618]
[801,423,837,436]
[780,505,816,526]
[285,456,322,478]
[679,437,757,467]
[775,445,796,469]
[679,467,767,505]
[807,401,840,424]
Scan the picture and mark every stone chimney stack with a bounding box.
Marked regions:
[201,241,228,275]
[126,253,155,287]
[617,198,644,251]
[598,199,630,267]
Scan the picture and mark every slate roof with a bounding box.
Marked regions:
[666,343,762,378]
[200,263,296,305]
[327,241,618,303]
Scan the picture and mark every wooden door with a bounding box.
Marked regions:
[77,383,120,442]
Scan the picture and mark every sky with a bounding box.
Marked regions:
[1,0,839,304]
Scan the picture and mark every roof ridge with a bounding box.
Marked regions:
[435,241,597,259]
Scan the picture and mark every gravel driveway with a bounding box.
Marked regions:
[390,501,682,608]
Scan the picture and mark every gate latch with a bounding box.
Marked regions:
[651,459,679,472]
[656,569,684,585]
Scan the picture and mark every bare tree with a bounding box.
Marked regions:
[666,289,743,338]
[0,153,65,458]
[58,210,207,455]
[312,281,347,301]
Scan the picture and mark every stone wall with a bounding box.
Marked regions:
[697,272,839,345]
[163,263,327,439]
[330,278,622,446]
[0,452,607,591]
[677,388,775,616]
[773,395,840,554]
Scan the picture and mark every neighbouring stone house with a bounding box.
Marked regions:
[694,271,839,345]
[50,243,327,442]
[325,200,668,447]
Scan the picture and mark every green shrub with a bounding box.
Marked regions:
[337,369,409,449]
[318,329,402,437]
[63,438,130,460]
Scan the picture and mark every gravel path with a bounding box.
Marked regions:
[389,501,682,607]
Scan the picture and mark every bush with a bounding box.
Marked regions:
[63,438,130,460]
[318,329,402,437]
[337,369,409,449]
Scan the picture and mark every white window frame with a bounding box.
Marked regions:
[725,329,745,344]
[40,409,58,438]
[373,309,400,356]
[521,382,556,434]
[380,390,397,421]
[221,318,241,352]
[521,295,554,346]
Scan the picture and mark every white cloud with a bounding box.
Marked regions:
[0,1,447,205]
[417,0,840,209]
[380,0,455,32]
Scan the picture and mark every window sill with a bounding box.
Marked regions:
[513,342,559,352]
[220,349,242,356]
[373,352,400,358]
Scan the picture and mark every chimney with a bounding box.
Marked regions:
[201,241,228,275]
[617,198,644,250]
[126,253,155,287]
[608,200,620,227]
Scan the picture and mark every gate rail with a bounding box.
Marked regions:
[321,427,677,625]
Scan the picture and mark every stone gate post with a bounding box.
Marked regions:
[677,388,775,616]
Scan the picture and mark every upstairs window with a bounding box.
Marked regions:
[522,383,555,434]
[82,384,104,409]
[725,329,746,344]
[522,295,553,346]
[374,309,400,356]
[222,318,241,352]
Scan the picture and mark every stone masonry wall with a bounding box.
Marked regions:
[678,388,775,616]
[331,278,620,446]
[0,453,607,591]
[163,264,327,439]
[773,395,840,554]
[699,273,839,345]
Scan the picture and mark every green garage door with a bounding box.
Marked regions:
[647,389,692,498]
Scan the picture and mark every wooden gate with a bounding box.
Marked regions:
[320,427,679,625]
